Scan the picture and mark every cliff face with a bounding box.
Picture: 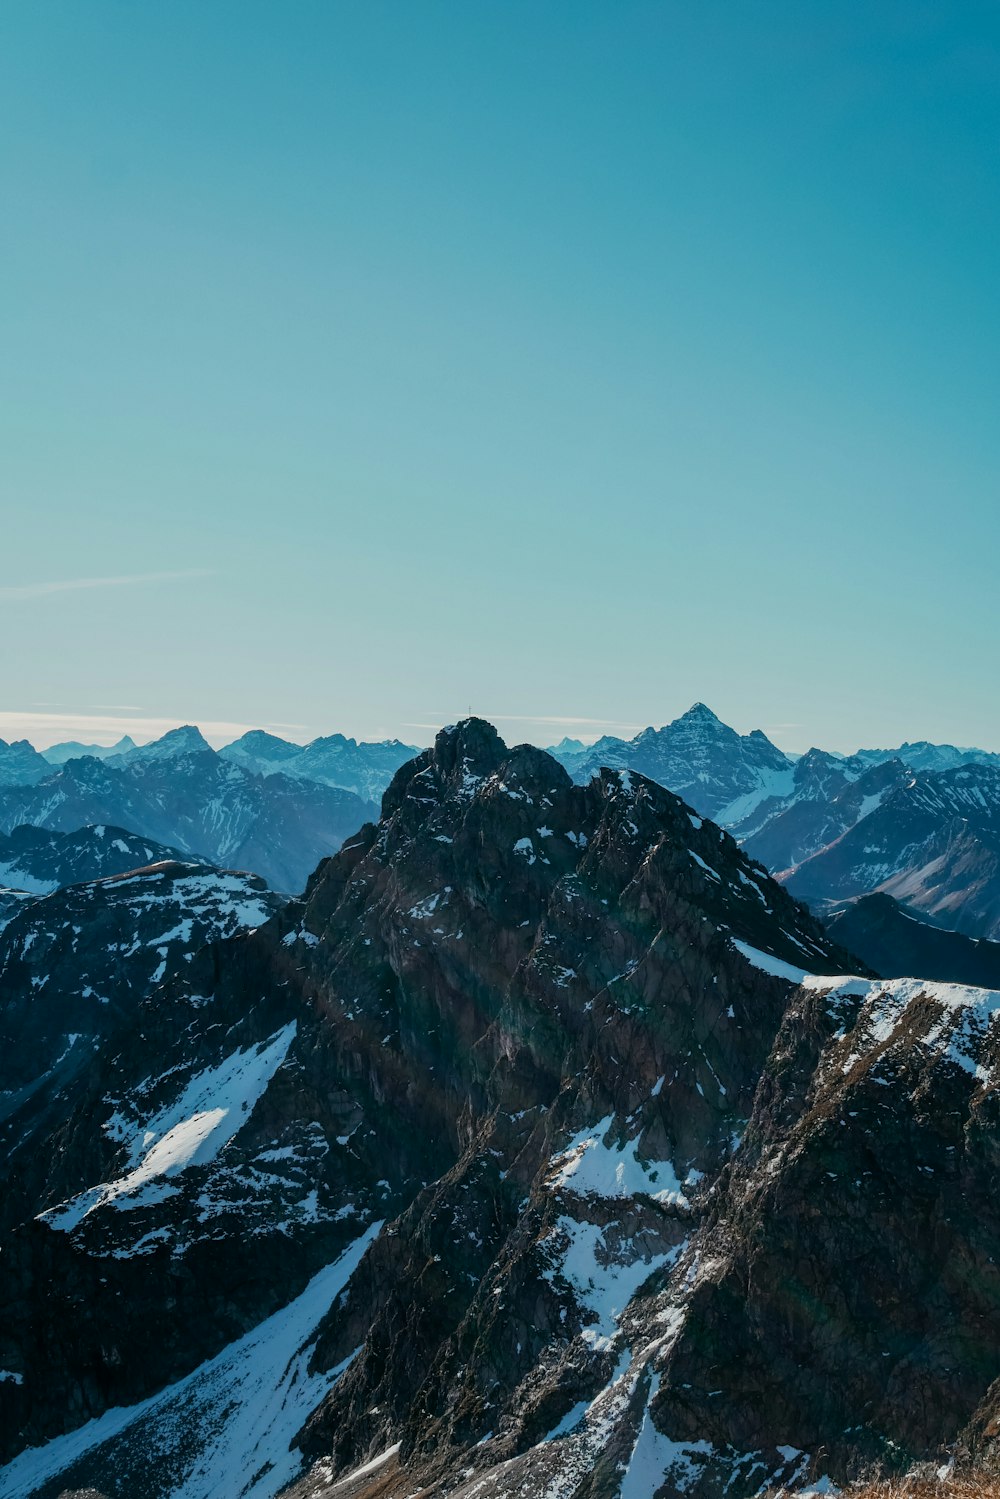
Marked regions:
[9,722,1000,1499]
[0,721,853,1495]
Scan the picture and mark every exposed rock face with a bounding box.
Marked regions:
[825,892,1000,989]
[0,824,182,896]
[0,731,376,894]
[0,721,863,1498]
[642,966,1000,1493]
[0,860,285,1237]
[551,704,795,824]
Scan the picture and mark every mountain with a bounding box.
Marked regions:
[220,730,419,802]
[41,735,137,766]
[107,723,212,764]
[0,858,285,1225]
[783,763,1000,938]
[0,740,50,789]
[732,751,910,871]
[546,736,586,756]
[6,723,1000,1499]
[0,889,33,933]
[0,728,377,893]
[855,739,1000,774]
[0,720,868,1496]
[216,728,303,774]
[824,892,1000,989]
[552,703,795,823]
[0,824,182,895]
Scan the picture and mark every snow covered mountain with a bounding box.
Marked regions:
[5,722,1000,1497]
[854,738,1000,774]
[551,703,795,823]
[0,740,50,789]
[732,751,911,870]
[0,728,377,894]
[0,858,285,1218]
[219,730,419,803]
[783,763,1000,938]
[0,824,182,895]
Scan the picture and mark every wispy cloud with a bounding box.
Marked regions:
[0,569,215,600]
[403,712,644,743]
[0,711,306,751]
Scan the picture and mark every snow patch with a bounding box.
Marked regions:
[41,1023,297,1229]
[0,1225,381,1499]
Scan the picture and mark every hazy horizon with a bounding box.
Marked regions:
[4,700,998,760]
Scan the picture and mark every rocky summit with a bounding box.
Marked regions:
[3,722,1000,1499]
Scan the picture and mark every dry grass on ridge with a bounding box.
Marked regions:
[840,1478,1000,1499]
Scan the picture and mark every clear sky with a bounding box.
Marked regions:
[2,2,998,754]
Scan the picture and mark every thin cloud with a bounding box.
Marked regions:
[0,569,215,600]
[0,711,304,751]
[402,713,644,745]
[406,713,644,732]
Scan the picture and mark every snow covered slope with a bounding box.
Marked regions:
[0,824,181,895]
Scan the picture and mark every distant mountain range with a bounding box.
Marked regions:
[41,734,137,765]
[550,703,796,824]
[3,708,1000,931]
[217,729,417,802]
[549,704,1000,942]
[0,727,377,893]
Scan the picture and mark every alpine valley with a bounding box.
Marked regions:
[3,712,1000,1497]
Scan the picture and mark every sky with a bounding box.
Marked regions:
[1,1,998,754]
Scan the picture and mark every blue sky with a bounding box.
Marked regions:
[1,2,998,753]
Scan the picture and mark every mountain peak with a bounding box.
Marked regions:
[127,724,214,761]
[433,716,507,772]
[679,701,724,726]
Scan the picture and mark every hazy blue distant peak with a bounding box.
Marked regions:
[114,725,214,763]
[0,737,51,788]
[854,740,1000,774]
[42,735,137,766]
[545,736,586,756]
[220,730,302,769]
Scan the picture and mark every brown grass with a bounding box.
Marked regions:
[845,1479,1000,1499]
